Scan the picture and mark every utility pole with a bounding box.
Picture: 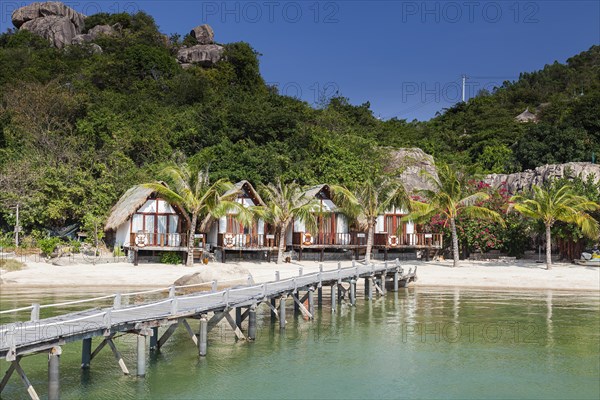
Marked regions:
[461,74,468,103]
[14,203,20,247]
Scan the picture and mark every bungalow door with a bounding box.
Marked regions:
[385,215,406,244]
[319,214,335,245]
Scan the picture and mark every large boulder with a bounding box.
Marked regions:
[72,24,115,45]
[174,264,250,287]
[190,24,214,45]
[385,148,438,192]
[176,44,224,67]
[20,16,77,48]
[485,162,600,193]
[12,1,86,33]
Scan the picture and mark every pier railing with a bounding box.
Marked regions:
[0,260,417,400]
[0,261,414,352]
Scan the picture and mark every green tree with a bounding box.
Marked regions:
[144,164,241,266]
[255,179,319,264]
[331,178,410,263]
[404,163,505,267]
[510,184,599,269]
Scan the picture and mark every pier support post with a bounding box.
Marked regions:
[308,287,315,316]
[350,279,356,306]
[81,338,92,369]
[198,315,208,357]
[317,285,322,308]
[248,304,257,340]
[150,327,158,350]
[136,335,146,377]
[380,274,386,295]
[48,346,61,400]
[235,307,242,329]
[294,291,300,316]
[331,284,337,312]
[279,296,286,330]
[365,277,372,300]
[393,269,399,292]
[270,298,277,322]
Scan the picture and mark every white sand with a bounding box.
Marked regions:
[1,258,599,292]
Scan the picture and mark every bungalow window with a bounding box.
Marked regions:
[130,199,180,245]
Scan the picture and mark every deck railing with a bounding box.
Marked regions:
[292,232,367,247]
[217,233,279,249]
[374,233,442,248]
[129,232,191,248]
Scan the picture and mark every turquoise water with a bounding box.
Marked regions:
[1,288,599,399]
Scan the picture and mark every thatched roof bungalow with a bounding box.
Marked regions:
[288,184,361,256]
[208,181,277,259]
[105,184,191,253]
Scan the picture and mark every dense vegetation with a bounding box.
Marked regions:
[0,11,598,241]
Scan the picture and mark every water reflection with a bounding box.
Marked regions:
[1,287,598,400]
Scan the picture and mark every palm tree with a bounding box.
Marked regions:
[145,164,244,266]
[404,163,504,268]
[255,179,320,264]
[510,184,599,269]
[331,178,410,264]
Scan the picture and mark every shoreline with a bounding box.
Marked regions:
[1,259,599,294]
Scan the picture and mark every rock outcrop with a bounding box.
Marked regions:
[385,148,438,192]
[20,15,78,48]
[176,44,224,67]
[386,149,599,195]
[12,1,86,48]
[190,24,214,45]
[72,24,115,45]
[12,1,85,32]
[484,162,600,193]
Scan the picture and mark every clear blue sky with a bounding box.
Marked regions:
[3,1,598,120]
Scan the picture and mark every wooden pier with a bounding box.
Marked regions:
[0,260,416,399]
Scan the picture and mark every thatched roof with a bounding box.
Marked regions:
[225,180,265,206]
[303,184,331,200]
[104,183,190,231]
[105,185,155,231]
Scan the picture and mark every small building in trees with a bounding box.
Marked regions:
[288,184,366,260]
[515,108,538,123]
[105,184,196,263]
[207,181,278,262]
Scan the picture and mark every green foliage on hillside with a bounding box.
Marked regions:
[0,9,598,235]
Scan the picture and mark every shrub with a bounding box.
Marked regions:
[0,232,13,249]
[160,252,182,265]
[38,237,62,257]
[113,246,125,257]
[69,240,82,253]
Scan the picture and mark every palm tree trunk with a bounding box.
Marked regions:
[545,224,552,270]
[276,222,289,264]
[365,222,374,264]
[450,217,460,268]
[187,212,198,267]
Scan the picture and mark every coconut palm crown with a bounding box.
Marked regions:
[331,177,410,264]
[145,164,248,266]
[254,178,320,264]
[403,163,504,268]
[510,184,599,269]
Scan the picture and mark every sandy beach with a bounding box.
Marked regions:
[1,257,599,293]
